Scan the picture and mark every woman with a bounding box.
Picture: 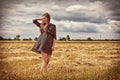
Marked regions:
[31,13,57,73]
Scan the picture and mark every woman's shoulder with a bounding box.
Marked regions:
[50,23,56,26]
[50,23,56,28]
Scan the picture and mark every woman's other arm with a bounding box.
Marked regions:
[52,38,56,51]
[54,25,57,40]
[52,25,57,51]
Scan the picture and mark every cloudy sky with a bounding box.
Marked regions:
[0,0,120,40]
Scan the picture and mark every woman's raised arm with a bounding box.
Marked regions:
[32,18,42,28]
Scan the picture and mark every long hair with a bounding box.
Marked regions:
[41,13,51,32]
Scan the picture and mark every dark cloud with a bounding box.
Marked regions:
[0,0,109,24]
[91,0,120,21]
[62,25,99,33]
[0,0,120,39]
[52,12,108,24]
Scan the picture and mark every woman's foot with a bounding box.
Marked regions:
[40,70,47,75]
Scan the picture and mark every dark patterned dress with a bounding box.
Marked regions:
[31,20,57,55]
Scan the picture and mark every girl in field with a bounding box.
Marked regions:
[31,13,57,73]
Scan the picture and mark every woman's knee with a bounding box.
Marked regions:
[47,55,51,64]
[41,51,51,64]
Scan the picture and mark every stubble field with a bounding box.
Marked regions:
[0,41,120,80]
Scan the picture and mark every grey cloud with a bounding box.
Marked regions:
[100,0,120,33]
[55,21,102,33]
[0,0,120,38]
[108,20,120,33]
[0,0,109,24]
[52,12,108,24]
[63,26,99,33]
[91,0,120,21]
[54,17,105,24]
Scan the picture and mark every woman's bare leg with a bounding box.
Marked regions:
[47,54,51,65]
[40,51,48,73]
[40,51,52,73]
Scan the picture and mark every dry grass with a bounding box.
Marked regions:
[0,41,120,80]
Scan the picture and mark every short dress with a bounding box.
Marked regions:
[31,20,57,55]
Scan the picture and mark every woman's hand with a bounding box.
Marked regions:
[32,18,42,21]
[52,39,56,51]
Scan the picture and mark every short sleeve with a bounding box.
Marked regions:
[33,20,40,28]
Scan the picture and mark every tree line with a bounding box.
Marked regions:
[0,35,38,41]
[0,35,120,41]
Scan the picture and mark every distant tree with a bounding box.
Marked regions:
[14,37,17,40]
[66,35,70,41]
[14,35,20,40]
[22,37,32,41]
[0,36,4,40]
[34,37,38,41]
[71,39,81,41]
[23,39,28,41]
[59,37,66,41]
[87,37,92,41]
[8,37,12,41]
[16,35,20,40]
[104,39,110,41]
[29,37,32,41]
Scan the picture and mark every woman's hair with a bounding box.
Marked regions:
[41,12,51,32]
[42,12,51,23]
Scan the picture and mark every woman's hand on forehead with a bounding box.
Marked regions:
[41,16,46,19]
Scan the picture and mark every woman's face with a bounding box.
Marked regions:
[41,16,48,24]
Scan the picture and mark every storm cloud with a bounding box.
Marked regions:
[0,0,120,39]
